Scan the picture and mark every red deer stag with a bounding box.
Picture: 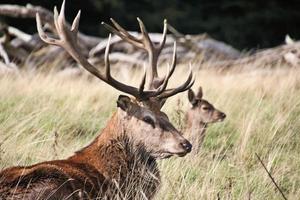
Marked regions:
[0,1,194,199]
[185,87,226,154]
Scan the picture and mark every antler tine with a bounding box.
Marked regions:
[148,63,171,96]
[57,0,69,36]
[138,64,147,96]
[71,10,81,34]
[159,77,195,100]
[136,17,153,49]
[158,64,195,99]
[104,34,112,79]
[147,42,177,96]
[36,13,61,45]
[157,19,168,54]
[110,18,140,43]
[59,0,66,21]
[53,6,59,32]
[167,42,177,78]
[102,21,143,49]
[104,34,147,96]
[147,20,171,91]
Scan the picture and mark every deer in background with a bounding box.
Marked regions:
[184,87,226,154]
[0,1,194,199]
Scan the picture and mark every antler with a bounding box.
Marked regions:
[36,0,194,101]
[102,18,167,89]
[102,18,194,99]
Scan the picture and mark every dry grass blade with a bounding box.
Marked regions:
[255,152,288,200]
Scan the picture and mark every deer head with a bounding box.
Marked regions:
[187,87,226,124]
[116,95,192,159]
[36,0,194,159]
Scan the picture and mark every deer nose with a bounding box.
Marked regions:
[220,112,226,119]
[180,140,192,153]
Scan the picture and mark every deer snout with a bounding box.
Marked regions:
[220,112,226,119]
[164,133,193,157]
[180,139,192,153]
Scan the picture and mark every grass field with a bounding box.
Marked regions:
[0,67,299,199]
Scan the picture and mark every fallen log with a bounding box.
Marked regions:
[206,41,300,70]
[0,4,102,49]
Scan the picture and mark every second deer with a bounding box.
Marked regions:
[184,87,226,154]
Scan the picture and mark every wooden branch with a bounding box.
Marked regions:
[210,41,300,69]
[0,4,54,27]
[255,153,288,200]
[7,26,32,42]
[89,35,123,57]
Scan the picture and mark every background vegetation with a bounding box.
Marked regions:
[0,66,299,199]
[1,0,300,49]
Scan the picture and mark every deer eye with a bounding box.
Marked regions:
[143,116,155,128]
[202,106,210,111]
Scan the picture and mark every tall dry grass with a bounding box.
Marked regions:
[0,66,299,199]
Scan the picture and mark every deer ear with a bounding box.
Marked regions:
[197,87,203,99]
[188,89,197,106]
[117,95,132,111]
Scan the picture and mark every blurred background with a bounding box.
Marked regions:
[0,0,299,50]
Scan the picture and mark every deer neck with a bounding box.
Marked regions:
[184,112,207,154]
[68,110,157,179]
[185,118,207,138]
[184,111,207,136]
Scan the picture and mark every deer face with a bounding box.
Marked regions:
[188,87,226,124]
[117,95,192,159]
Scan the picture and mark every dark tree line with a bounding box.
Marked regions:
[0,0,299,50]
